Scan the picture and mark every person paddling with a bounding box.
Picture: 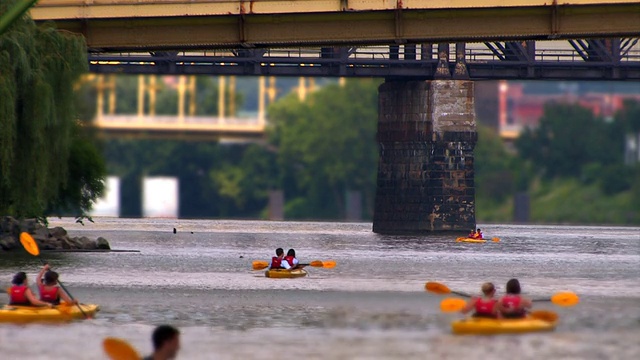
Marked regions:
[7,272,53,308]
[268,248,291,270]
[461,282,498,318]
[498,278,532,318]
[143,325,180,360]
[36,264,78,306]
[283,249,300,269]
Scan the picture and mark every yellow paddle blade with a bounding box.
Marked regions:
[492,237,500,242]
[321,260,336,269]
[103,337,140,360]
[20,232,40,256]
[530,310,559,323]
[551,292,580,307]
[425,281,452,295]
[440,298,466,312]
[252,260,269,270]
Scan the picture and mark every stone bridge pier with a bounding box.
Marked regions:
[373,80,477,234]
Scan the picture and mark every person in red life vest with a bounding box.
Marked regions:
[468,229,477,239]
[283,248,300,269]
[461,282,498,318]
[269,248,291,270]
[7,271,53,308]
[36,264,77,306]
[498,278,532,319]
[475,228,483,239]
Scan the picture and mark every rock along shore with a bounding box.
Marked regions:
[0,216,110,252]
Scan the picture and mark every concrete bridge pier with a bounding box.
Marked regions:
[373,80,477,234]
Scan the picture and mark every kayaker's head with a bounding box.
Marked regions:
[287,248,296,258]
[275,248,284,258]
[43,270,59,286]
[476,228,481,233]
[151,325,180,359]
[481,282,495,297]
[12,272,27,286]
[506,278,521,295]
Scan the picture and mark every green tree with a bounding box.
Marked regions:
[267,80,380,219]
[0,1,104,219]
[516,103,615,178]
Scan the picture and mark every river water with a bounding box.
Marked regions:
[0,219,638,359]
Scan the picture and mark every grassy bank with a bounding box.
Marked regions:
[477,178,640,225]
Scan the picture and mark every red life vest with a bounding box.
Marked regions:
[39,285,60,304]
[9,285,29,305]
[474,298,497,317]
[283,255,296,267]
[270,256,283,269]
[476,231,483,239]
[501,295,525,317]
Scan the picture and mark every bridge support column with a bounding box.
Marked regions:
[373,80,477,234]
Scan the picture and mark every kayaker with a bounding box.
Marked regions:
[7,272,53,308]
[461,282,498,318]
[498,278,532,318]
[283,248,299,269]
[475,228,483,239]
[143,325,180,360]
[269,248,291,270]
[468,229,477,238]
[36,264,78,306]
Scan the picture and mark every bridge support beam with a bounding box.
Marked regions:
[373,80,477,234]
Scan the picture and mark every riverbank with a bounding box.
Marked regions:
[0,216,110,252]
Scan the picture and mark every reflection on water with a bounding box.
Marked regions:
[0,219,639,359]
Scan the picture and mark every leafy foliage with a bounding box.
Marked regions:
[0,1,105,219]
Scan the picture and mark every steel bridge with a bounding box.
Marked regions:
[29,0,640,50]
[87,41,640,80]
[29,1,640,80]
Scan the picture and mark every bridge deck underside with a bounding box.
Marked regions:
[89,41,640,80]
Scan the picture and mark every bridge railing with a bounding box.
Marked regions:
[90,43,640,65]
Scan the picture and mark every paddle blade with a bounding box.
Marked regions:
[551,292,580,307]
[322,260,336,269]
[425,281,452,295]
[492,237,500,242]
[252,260,269,270]
[309,260,324,267]
[440,298,466,312]
[530,310,559,323]
[103,337,140,360]
[20,232,40,256]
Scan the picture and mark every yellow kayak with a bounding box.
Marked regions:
[264,269,308,279]
[456,237,487,243]
[451,316,557,335]
[0,303,99,323]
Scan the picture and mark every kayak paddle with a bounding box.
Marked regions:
[252,259,336,270]
[103,337,140,360]
[425,281,579,307]
[439,298,559,322]
[425,281,472,297]
[19,232,91,319]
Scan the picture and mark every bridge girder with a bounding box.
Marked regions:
[88,40,640,80]
[30,1,640,51]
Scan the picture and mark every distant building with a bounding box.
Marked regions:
[499,82,640,139]
[475,81,640,140]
